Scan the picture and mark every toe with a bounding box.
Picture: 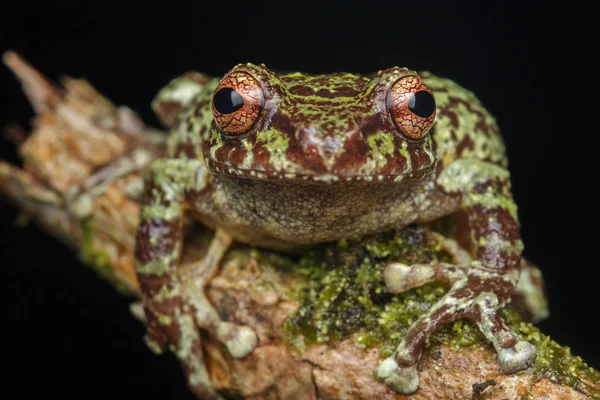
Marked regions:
[217,323,258,358]
[383,263,412,293]
[498,340,537,373]
[377,356,420,394]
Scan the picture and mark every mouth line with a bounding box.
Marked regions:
[205,159,433,183]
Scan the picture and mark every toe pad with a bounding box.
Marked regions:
[377,356,419,394]
[217,323,258,358]
[498,340,536,373]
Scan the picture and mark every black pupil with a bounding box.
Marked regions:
[408,91,435,118]
[213,88,244,114]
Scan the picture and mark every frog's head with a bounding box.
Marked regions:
[204,63,437,183]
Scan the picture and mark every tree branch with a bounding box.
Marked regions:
[2,51,598,400]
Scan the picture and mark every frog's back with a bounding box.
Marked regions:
[421,72,508,170]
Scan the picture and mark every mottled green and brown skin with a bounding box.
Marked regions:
[134,64,534,397]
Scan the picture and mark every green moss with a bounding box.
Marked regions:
[282,225,453,353]
[510,316,600,399]
[278,225,599,398]
[79,218,135,296]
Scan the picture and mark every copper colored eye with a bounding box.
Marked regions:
[387,76,436,140]
[212,71,264,136]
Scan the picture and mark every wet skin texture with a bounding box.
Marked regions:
[134,63,535,398]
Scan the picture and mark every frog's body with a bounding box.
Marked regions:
[154,67,506,249]
[134,64,535,398]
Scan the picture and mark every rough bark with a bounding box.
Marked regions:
[1,51,598,400]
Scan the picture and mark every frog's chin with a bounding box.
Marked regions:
[205,159,434,183]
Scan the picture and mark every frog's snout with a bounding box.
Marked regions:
[295,125,359,171]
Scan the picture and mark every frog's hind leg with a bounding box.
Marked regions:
[378,159,542,394]
[512,260,550,323]
[425,234,549,324]
[378,264,536,394]
[134,158,256,399]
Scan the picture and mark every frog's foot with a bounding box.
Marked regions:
[140,228,257,400]
[185,228,258,359]
[143,301,225,400]
[378,262,536,394]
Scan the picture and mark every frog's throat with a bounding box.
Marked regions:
[204,158,434,183]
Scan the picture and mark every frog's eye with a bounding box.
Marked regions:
[212,71,264,137]
[387,76,436,140]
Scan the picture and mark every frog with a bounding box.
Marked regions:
[133,63,537,398]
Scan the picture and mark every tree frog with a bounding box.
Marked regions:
[134,63,536,398]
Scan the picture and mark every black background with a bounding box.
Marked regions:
[1,1,597,399]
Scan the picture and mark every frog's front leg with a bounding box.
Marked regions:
[134,158,257,399]
[378,159,536,394]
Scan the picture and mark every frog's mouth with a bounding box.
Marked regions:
[204,158,435,183]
